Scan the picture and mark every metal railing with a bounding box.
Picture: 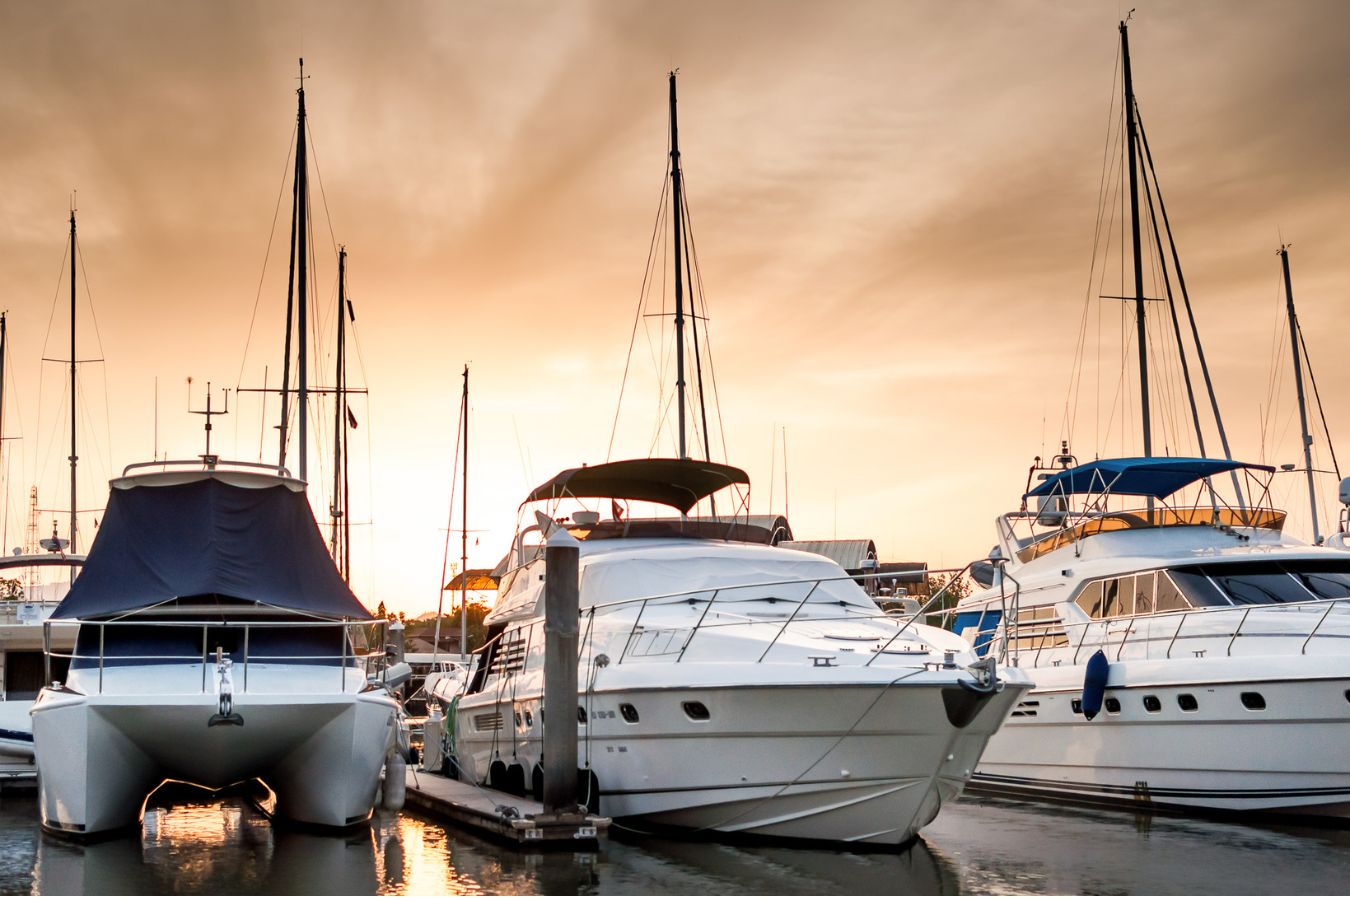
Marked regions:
[997,597,1350,667]
[43,618,390,695]
[470,560,1020,684]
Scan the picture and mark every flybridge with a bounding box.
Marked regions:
[1004,457,1285,565]
[1023,457,1275,501]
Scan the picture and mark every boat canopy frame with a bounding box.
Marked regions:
[1005,457,1281,564]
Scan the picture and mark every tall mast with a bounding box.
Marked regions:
[460,364,469,658]
[669,70,688,460]
[1280,246,1321,543]
[1121,20,1151,457]
[296,60,310,483]
[331,247,347,577]
[277,73,301,472]
[68,209,78,550]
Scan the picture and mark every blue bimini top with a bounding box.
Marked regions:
[1023,457,1273,501]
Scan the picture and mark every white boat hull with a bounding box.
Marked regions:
[455,678,1026,845]
[32,687,398,835]
[972,656,1350,818]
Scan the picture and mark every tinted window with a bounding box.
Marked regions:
[1168,569,1232,607]
[1207,568,1310,605]
[1075,581,1105,618]
[1105,577,1130,618]
[1178,694,1199,711]
[1288,567,1350,600]
[1133,572,1155,615]
[1143,695,1162,712]
[1241,692,1266,710]
[1154,571,1190,612]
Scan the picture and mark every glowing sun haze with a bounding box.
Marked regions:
[2,0,1349,614]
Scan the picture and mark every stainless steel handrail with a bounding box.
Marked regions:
[121,459,294,477]
[1013,598,1350,664]
[43,617,387,696]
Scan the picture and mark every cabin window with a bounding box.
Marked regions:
[1290,565,1350,600]
[1240,692,1266,711]
[619,703,639,723]
[1178,693,1199,711]
[1075,581,1105,619]
[1153,571,1190,613]
[1132,572,1155,615]
[577,706,588,724]
[1142,695,1162,712]
[1104,697,1121,714]
[1167,570,1233,608]
[1105,577,1130,619]
[1208,567,1311,606]
[682,701,711,721]
[523,709,534,727]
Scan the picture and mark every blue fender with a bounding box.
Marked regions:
[1080,650,1110,721]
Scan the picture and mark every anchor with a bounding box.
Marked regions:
[208,646,245,727]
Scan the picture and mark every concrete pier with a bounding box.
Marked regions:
[402,768,609,847]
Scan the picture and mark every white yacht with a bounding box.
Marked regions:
[952,455,1350,819]
[30,460,401,836]
[447,457,1030,846]
[0,553,83,784]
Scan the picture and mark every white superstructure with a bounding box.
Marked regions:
[445,458,1030,846]
[953,456,1350,820]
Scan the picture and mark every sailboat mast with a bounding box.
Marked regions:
[331,246,347,576]
[669,71,688,461]
[1280,246,1321,543]
[68,209,78,550]
[296,60,310,484]
[461,364,469,658]
[1121,21,1151,457]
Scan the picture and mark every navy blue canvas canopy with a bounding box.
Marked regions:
[1024,457,1273,500]
[53,475,370,620]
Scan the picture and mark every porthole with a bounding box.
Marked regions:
[682,701,711,721]
[577,706,587,724]
[1178,693,1198,711]
[1071,698,1083,714]
[523,709,534,727]
[1104,697,1121,714]
[1345,689,1350,705]
[513,711,522,727]
[1240,692,1266,711]
[1142,695,1161,713]
[619,703,639,723]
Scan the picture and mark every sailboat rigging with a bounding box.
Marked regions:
[610,71,719,471]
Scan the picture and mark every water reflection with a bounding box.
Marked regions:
[9,791,1350,895]
[19,796,956,896]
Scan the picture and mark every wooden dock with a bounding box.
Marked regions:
[403,768,609,847]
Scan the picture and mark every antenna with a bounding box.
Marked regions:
[187,377,231,465]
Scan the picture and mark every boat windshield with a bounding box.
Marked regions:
[1072,559,1350,618]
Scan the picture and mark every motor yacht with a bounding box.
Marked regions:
[447,457,1029,846]
[30,460,400,836]
[953,455,1350,819]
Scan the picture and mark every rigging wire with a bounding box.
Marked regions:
[608,168,671,461]
[235,124,298,397]
[1296,318,1340,480]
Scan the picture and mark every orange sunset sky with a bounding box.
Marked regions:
[2,1,1350,615]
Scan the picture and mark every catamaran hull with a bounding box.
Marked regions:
[971,662,1350,819]
[32,690,398,835]
[454,680,1027,845]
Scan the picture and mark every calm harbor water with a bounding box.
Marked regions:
[2,790,1348,895]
